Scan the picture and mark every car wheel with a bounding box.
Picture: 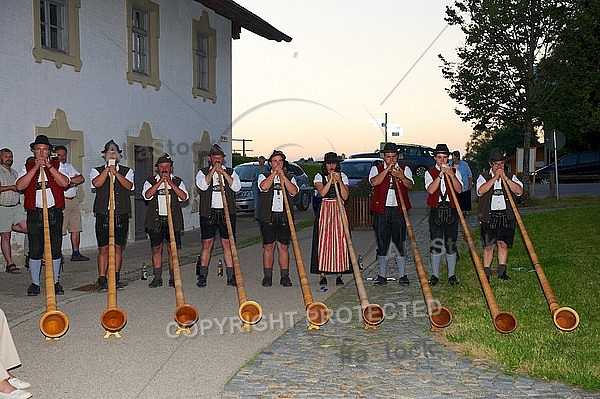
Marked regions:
[539,177,550,185]
[415,165,428,177]
[297,191,311,211]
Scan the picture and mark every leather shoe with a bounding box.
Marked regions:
[398,275,410,285]
[319,276,327,286]
[498,272,510,280]
[373,275,387,285]
[148,278,163,288]
[70,253,90,261]
[196,275,207,287]
[449,275,459,285]
[428,275,439,286]
[227,277,237,287]
[54,282,64,295]
[262,276,272,287]
[280,275,292,287]
[26,283,40,296]
[335,276,344,286]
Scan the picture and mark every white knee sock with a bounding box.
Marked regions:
[431,253,442,277]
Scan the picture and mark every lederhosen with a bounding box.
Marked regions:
[198,166,236,239]
[478,172,518,247]
[427,167,458,255]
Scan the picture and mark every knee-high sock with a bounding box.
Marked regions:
[447,253,457,277]
[29,259,42,285]
[378,255,387,277]
[52,259,61,283]
[430,253,442,277]
[395,256,406,277]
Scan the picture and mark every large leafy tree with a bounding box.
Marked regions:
[439,0,574,197]
[537,0,600,153]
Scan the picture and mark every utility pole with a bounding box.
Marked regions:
[384,112,388,143]
[232,138,253,157]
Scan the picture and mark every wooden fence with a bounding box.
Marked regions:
[346,196,373,230]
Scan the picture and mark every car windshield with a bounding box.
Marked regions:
[234,164,255,181]
[341,162,374,179]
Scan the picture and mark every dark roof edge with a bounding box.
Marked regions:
[195,0,292,42]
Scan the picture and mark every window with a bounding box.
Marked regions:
[126,0,160,89]
[32,0,82,71]
[192,11,217,102]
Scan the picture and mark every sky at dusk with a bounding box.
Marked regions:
[231,0,473,161]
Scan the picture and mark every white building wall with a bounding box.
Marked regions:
[0,0,234,252]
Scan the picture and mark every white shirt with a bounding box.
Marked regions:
[258,173,298,212]
[369,164,414,206]
[424,166,463,202]
[195,165,241,209]
[313,172,349,186]
[60,162,81,198]
[142,174,189,216]
[476,171,523,211]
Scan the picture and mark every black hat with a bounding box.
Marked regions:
[322,152,341,163]
[102,140,122,153]
[379,143,400,154]
[209,144,225,156]
[489,148,506,162]
[433,144,451,155]
[268,150,286,162]
[30,135,53,151]
[155,153,173,166]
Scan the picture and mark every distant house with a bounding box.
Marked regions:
[0,0,291,251]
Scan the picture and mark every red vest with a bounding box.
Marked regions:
[23,160,65,210]
[426,166,457,208]
[369,164,411,214]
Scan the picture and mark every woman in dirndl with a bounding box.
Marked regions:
[309,152,350,287]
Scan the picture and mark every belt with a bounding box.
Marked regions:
[0,204,17,207]
[65,197,76,200]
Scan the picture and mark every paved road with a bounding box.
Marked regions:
[1,189,598,398]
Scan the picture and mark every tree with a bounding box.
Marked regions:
[537,0,600,153]
[439,0,574,198]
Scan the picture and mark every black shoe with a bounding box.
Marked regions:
[449,275,459,285]
[227,277,237,287]
[399,275,410,286]
[498,272,511,281]
[262,276,272,287]
[336,276,344,286]
[373,275,387,285]
[27,283,40,296]
[116,280,125,290]
[54,282,64,295]
[97,277,108,292]
[70,253,90,261]
[484,268,491,282]
[148,278,163,288]
[168,279,174,287]
[24,256,29,269]
[428,275,439,286]
[319,277,327,286]
[196,275,207,287]
[280,275,292,287]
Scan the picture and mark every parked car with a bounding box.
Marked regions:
[312,158,384,212]
[532,150,600,184]
[348,143,435,177]
[234,161,313,212]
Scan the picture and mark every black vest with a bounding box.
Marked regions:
[92,165,133,215]
[477,171,517,223]
[258,172,295,222]
[198,166,236,218]
[143,175,185,231]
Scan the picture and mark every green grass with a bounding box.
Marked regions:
[436,205,600,390]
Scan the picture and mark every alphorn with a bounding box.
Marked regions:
[332,177,384,329]
[39,166,69,340]
[218,174,262,330]
[500,175,579,332]
[446,175,517,333]
[278,172,330,330]
[392,177,452,330]
[163,181,199,334]
[100,168,127,338]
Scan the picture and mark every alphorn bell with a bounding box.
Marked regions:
[392,177,452,330]
[38,166,69,340]
[278,172,330,330]
[332,177,384,329]
[100,168,127,338]
[446,175,517,333]
[163,182,199,334]
[500,175,579,332]
[218,174,262,330]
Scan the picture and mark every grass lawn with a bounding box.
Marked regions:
[435,203,600,390]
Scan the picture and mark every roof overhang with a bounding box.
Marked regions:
[195,0,292,42]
